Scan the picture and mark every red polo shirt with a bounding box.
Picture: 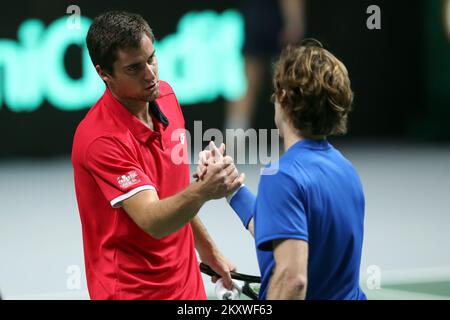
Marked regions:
[72,81,206,300]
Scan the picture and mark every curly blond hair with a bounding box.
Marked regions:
[272,39,353,136]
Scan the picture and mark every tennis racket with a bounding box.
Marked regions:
[200,263,261,300]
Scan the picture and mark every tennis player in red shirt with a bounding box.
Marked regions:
[72,11,244,299]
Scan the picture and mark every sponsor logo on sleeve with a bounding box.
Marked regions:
[117,170,141,188]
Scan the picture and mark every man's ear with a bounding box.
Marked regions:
[279,89,287,105]
[95,65,110,83]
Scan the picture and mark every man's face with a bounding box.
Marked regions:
[101,34,160,102]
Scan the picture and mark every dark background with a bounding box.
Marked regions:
[0,0,449,157]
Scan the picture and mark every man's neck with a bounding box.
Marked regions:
[282,125,326,152]
[111,91,153,129]
[283,129,302,152]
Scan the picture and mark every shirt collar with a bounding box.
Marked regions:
[290,138,331,151]
[102,88,167,144]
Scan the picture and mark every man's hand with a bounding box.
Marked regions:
[194,141,244,200]
[199,250,237,290]
[194,141,244,181]
[193,141,225,181]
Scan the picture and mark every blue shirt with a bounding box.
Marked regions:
[254,139,366,300]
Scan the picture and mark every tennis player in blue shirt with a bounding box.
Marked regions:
[196,39,367,300]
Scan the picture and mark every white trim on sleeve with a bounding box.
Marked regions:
[110,185,156,208]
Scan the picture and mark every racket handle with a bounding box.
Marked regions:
[200,263,261,283]
[200,263,218,277]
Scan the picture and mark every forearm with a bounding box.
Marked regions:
[191,216,218,258]
[141,182,207,239]
[190,215,236,290]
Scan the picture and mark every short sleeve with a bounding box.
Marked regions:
[255,170,308,251]
[85,136,157,208]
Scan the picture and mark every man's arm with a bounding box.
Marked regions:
[121,185,202,239]
[122,160,243,239]
[190,216,236,288]
[266,239,308,299]
[196,144,254,236]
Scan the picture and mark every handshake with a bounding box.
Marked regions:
[193,141,245,201]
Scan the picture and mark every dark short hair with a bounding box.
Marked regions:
[86,11,155,73]
[272,39,354,136]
